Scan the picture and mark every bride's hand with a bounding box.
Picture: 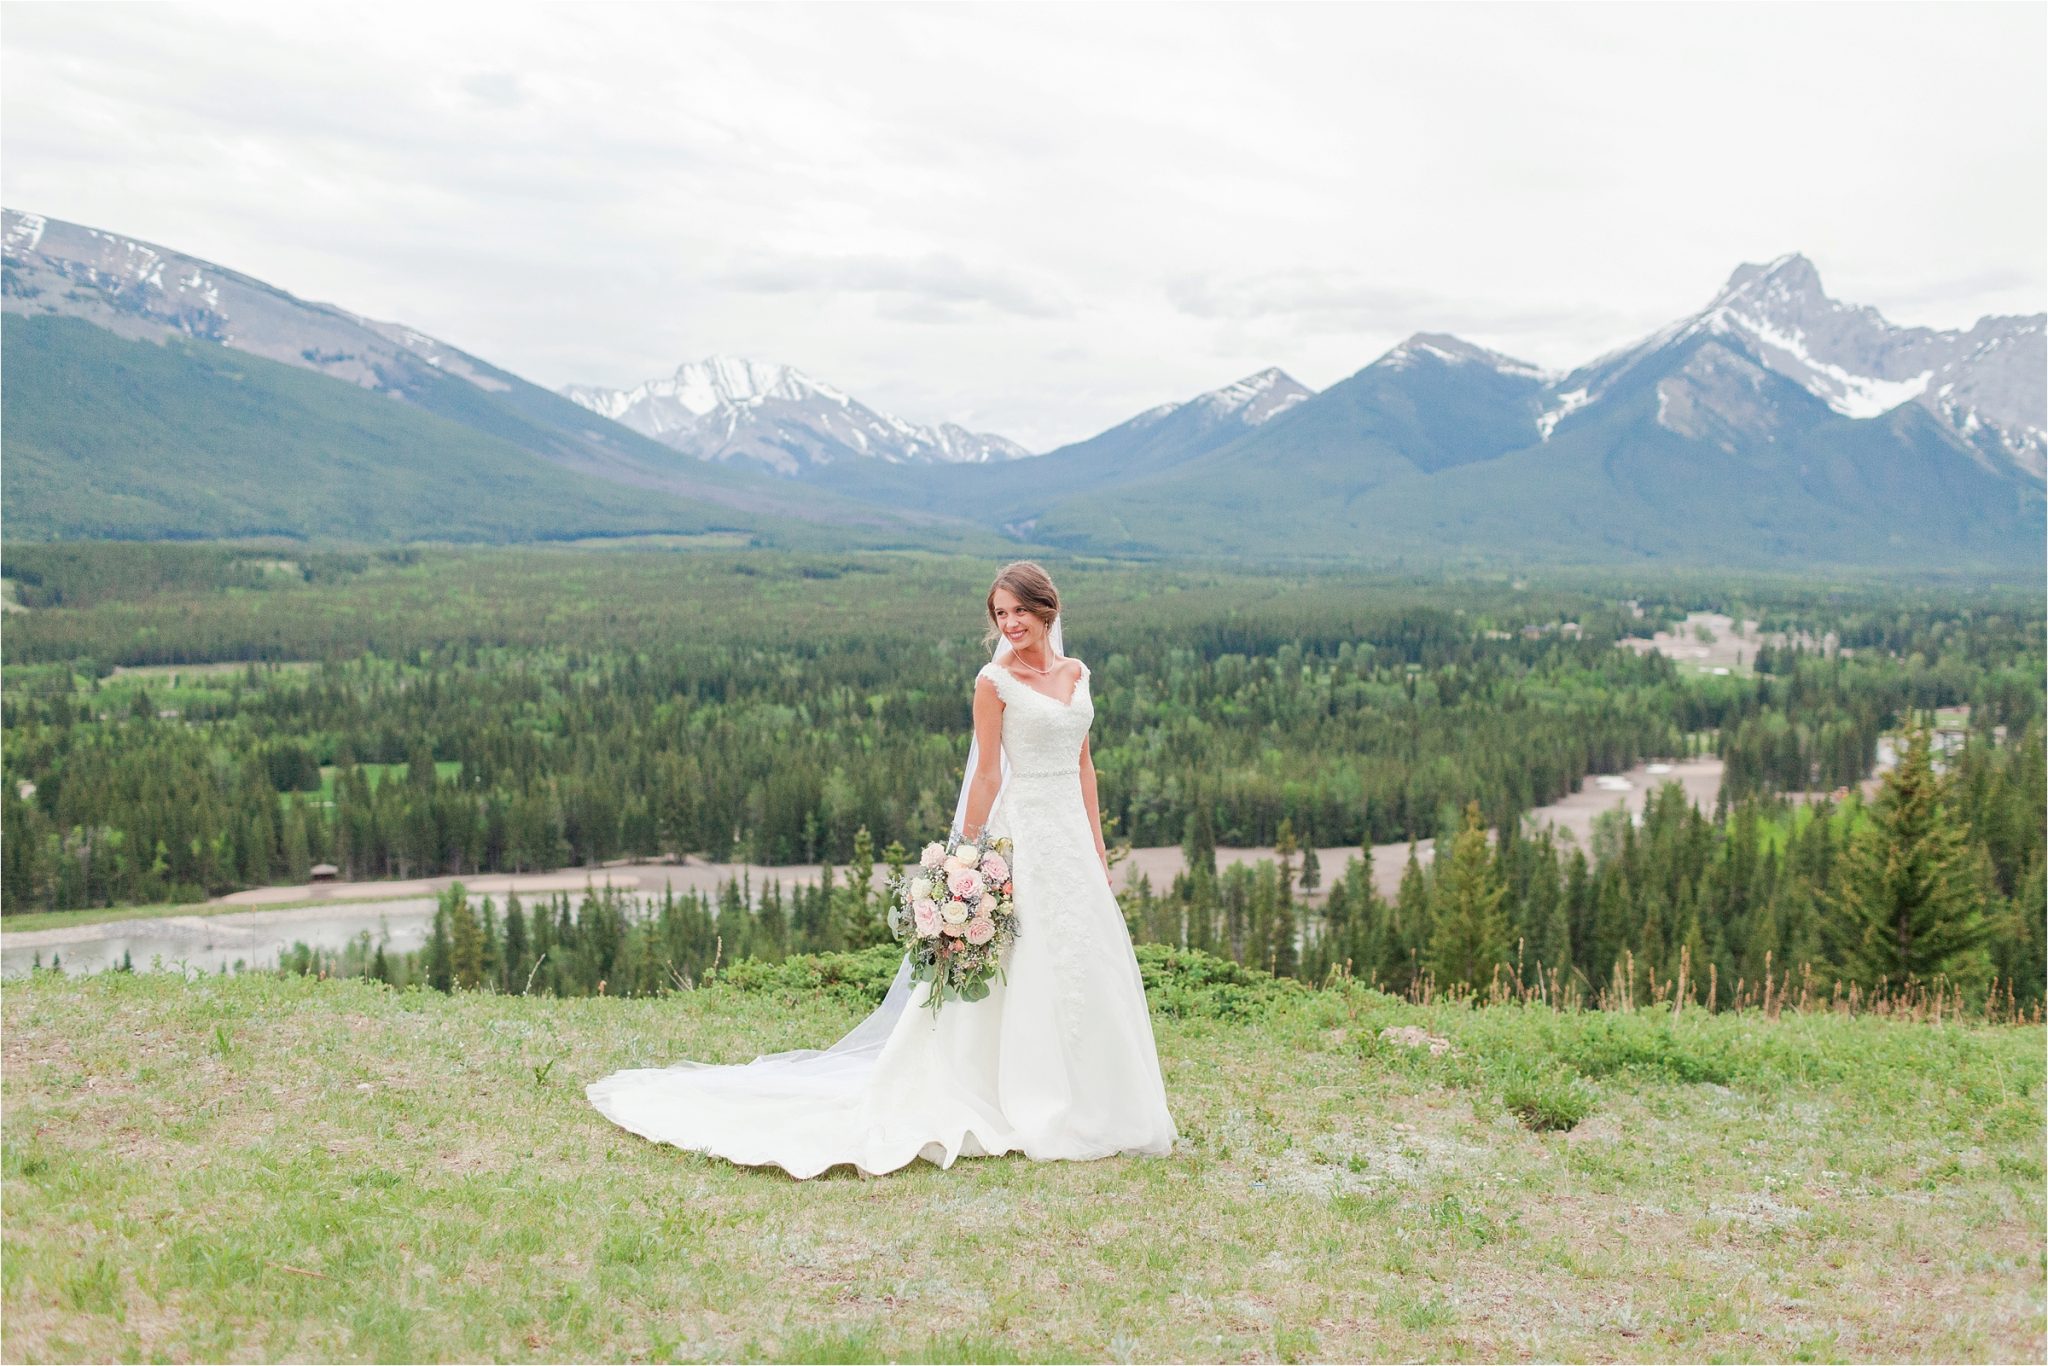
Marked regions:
[1096,842,1110,879]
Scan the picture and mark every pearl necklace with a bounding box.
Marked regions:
[1004,640,1060,675]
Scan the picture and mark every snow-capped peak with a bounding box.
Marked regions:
[1709,252,1825,310]
[1377,332,1552,379]
[559,356,1028,475]
[1198,366,1312,423]
[1543,252,2044,476]
[2,208,47,255]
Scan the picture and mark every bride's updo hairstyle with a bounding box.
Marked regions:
[983,560,1060,650]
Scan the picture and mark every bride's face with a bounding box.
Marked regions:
[991,588,1047,653]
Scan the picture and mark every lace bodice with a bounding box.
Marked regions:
[977,658,1093,779]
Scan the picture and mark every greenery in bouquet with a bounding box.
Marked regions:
[887,830,1019,1015]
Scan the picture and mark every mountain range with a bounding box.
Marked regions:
[561,356,1028,474]
[3,205,2041,570]
[0,209,990,547]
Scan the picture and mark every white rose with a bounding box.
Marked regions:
[956,842,981,863]
[941,900,970,924]
[909,877,933,900]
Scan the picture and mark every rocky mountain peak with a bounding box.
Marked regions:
[1380,332,1549,378]
[1198,367,1312,424]
[1711,252,1825,308]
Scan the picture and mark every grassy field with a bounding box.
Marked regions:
[2,959,2042,1363]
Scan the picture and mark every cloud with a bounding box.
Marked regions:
[1,1,2041,452]
[717,251,1072,320]
[458,70,529,111]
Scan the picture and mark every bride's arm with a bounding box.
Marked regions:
[959,675,1005,840]
[1080,735,1108,875]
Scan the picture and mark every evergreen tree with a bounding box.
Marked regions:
[502,889,530,992]
[1427,802,1511,991]
[1992,850,2045,1006]
[425,892,454,993]
[1825,722,1993,991]
[447,884,483,990]
[1182,804,1217,879]
[755,878,790,961]
[281,803,312,883]
[837,825,881,948]
[1274,817,1298,905]
[1387,843,1429,992]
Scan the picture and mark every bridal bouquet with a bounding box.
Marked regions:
[887,831,1018,1015]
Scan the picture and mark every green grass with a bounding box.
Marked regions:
[2,961,2042,1362]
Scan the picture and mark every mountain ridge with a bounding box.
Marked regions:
[559,355,1030,475]
[5,205,2039,569]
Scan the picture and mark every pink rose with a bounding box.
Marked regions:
[947,868,984,899]
[965,915,995,945]
[981,854,1009,883]
[921,842,947,869]
[912,903,941,938]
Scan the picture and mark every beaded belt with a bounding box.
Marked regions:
[1008,766,1079,779]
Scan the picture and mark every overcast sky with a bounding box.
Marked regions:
[4,2,2043,451]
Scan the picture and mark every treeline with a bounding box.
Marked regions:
[259,721,2040,1018]
[1149,721,2043,1013]
[276,826,906,997]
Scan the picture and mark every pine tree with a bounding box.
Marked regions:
[426,892,454,993]
[1274,818,1299,905]
[1427,802,1511,991]
[1387,843,1430,993]
[1182,804,1217,879]
[755,878,790,961]
[502,890,530,992]
[448,884,483,990]
[281,802,312,883]
[837,825,880,948]
[1825,722,1993,991]
[1994,850,2045,1010]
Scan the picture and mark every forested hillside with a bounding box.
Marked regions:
[4,543,2039,1011]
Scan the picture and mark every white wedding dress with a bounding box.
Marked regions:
[585,655,1179,1178]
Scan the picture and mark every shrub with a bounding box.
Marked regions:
[1134,944,1311,1022]
[711,943,904,1004]
[1498,1066,1596,1132]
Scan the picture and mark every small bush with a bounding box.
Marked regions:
[1498,1066,1596,1132]
[1549,1011,1739,1085]
[1134,944,1310,1022]
[711,943,904,1003]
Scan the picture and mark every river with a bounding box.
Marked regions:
[1,754,1741,978]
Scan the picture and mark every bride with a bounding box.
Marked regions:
[585,561,1179,1178]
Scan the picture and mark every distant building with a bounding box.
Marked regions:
[309,863,340,882]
